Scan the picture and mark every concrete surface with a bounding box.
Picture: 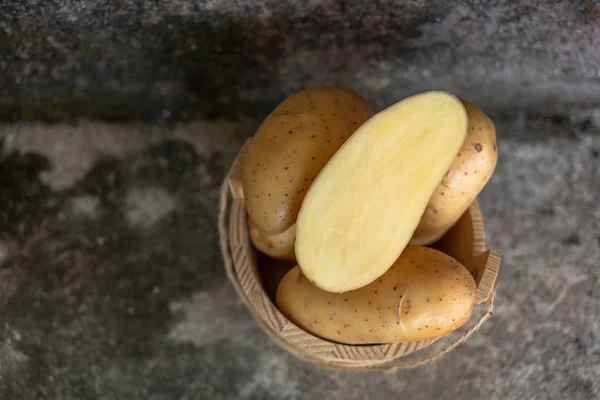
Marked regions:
[0,115,598,400]
[1,0,600,122]
[1,0,600,398]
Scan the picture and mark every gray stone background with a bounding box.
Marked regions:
[1,0,600,122]
[0,1,599,399]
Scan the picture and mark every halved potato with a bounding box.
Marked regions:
[295,91,468,293]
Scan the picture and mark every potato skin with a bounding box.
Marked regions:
[243,86,374,235]
[410,100,498,246]
[249,222,296,261]
[276,246,477,345]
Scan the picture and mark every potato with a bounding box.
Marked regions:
[249,222,296,261]
[295,91,468,293]
[410,100,498,246]
[276,246,477,345]
[243,86,375,235]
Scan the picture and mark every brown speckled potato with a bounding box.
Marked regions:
[276,246,477,345]
[249,222,296,261]
[410,100,498,246]
[243,86,375,235]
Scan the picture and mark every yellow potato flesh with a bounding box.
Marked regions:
[249,222,296,261]
[243,86,374,235]
[410,99,498,246]
[295,91,468,293]
[276,246,477,345]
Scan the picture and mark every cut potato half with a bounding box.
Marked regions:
[295,91,468,293]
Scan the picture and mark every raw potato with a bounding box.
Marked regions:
[249,222,296,261]
[295,91,468,293]
[243,86,374,235]
[410,100,498,246]
[276,246,477,345]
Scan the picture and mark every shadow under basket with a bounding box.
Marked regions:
[218,139,501,371]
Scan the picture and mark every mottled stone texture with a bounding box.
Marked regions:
[0,117,598,399]
[1,0,600,122]
[1,0,600,399]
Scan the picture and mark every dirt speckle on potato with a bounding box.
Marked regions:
[403,299,412,316]
[474,143,483,152]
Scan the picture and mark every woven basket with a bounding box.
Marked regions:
[218,139,500,370]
